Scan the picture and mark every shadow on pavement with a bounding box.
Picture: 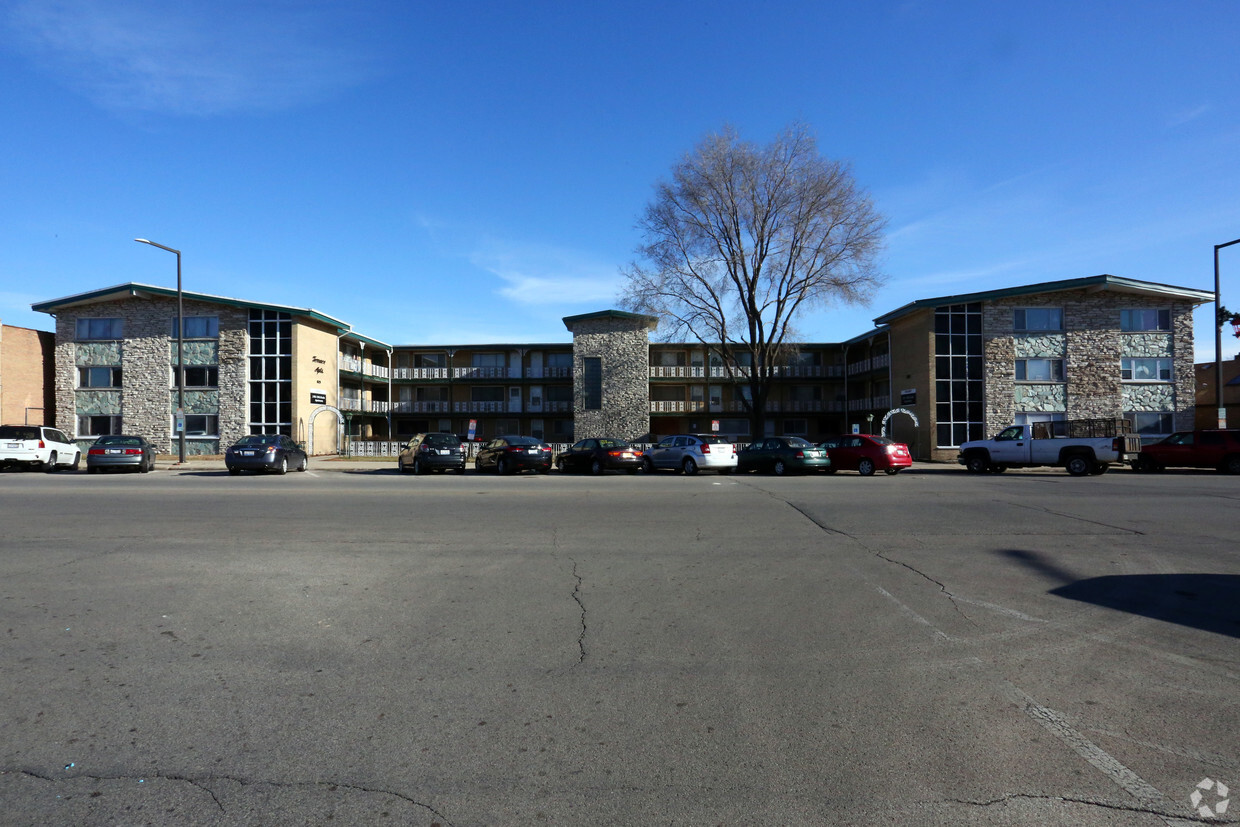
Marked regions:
[1050,574,1240,639]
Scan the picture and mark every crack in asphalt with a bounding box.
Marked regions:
[947,792,1210,824]
[550,526,587,666]
[6,769,454,824]
[1002,500,1147,535]
[782,499,977,629]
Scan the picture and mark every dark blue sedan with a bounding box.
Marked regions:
[225,434,308,475]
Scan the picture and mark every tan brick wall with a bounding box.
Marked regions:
[1,324,55,426]
[293,321,344,454]
[887,312,935,459]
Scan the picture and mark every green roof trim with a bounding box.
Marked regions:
[562,309,660,330]
[873,275,1214,326]
[32,282,390,349]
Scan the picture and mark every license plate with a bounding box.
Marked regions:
[528,448,540,454]
[5,443,19,449]
[241,450,256,456]
[107,448,122,454]
[437,449,450,455]
[621,452,633,459]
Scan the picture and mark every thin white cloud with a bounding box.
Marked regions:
[5,0,380,115]
[1168,103,1210,129]
[469,240,624,307]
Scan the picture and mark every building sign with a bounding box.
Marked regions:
[900,388,916,406]
[310,392,327,405]
[711,420,720,432]
[468,419,477,440]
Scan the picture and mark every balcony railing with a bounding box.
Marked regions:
[649,364,844,379]
[526,366,573,379]
[393,367,449,380]
[847,395,891,412]
[649,400,710,413]
[339,398,390,414]
[391,400,450,413]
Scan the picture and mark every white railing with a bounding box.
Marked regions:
[367,364,390,379]
[340,356,363,373]
[391,400,450,413]
[649,400,709,413]
[452,367,508,379]
[340,398,390,413]
[847,395,891,412]
[393,367,449,380]
[454,401,506,413]
[526,366,572,379]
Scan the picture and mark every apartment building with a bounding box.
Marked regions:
[30,274,1212,459]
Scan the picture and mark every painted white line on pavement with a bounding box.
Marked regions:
[875,585,951,641]
[952,595,1046,623]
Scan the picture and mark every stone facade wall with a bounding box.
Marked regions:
[566,317,652,441]
[1,324,54,426]
[54,297,248,454]
[982,294,1195,435]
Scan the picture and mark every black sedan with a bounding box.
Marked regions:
[556,438,644,474]
[736,436,831,475]
[475,435,553,474]
[86,434,156,473]
[225,434,308,475]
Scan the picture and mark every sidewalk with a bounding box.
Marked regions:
[153,456,394,473]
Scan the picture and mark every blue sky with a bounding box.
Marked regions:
[3,1,1240,360]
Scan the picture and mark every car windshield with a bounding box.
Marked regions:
[97,436,142,446]
[598,439,629,449]
[695,435,729,444]
[870,437,895,445]
[0,426,42,440]
[424,434,458,448]
[786,437,813,447]
[505,436,541,446]
[237,435,279,447]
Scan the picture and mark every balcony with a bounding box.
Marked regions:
[339,398,390,414]
[649,364,843,380]
[452,366,510,380]
[391,400,450,413]
[526,366,572,379]
[847,395,891,412]
[393,367,449,380]
[649,400,709,413]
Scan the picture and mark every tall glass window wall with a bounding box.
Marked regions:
[934,303,985,448]
[248,310,292,435]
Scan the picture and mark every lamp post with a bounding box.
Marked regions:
[135,238,186,463]
[1216,238,1240,429]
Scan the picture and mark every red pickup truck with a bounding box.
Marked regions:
[1134,429,1240,474]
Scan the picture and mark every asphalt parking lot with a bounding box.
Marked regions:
[1,462,1237,825]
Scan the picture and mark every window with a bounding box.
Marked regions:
[76,318,123,340]
[78,366,122,388]
[1121,309,1170,332]
[545,385,573,403]
[414,353,443,368]
[934,303,985,447]
[471,386,504,403]
[789,385,822,402]
[178,366,219,388]
[1127,412,1173,436]
[1120,358,1172,382]
[248,309,292,435]
[170,316,219,338]
[1015,358,1065,382]
[783,419,808,435]
[1014,308,1063,332]
[718,418,750,436]
[583,357,602,410]
[78,415,122,436]
[184,414,219,436]
[416,386,448,402]
[546,352,572,368]
[471,352,505,368]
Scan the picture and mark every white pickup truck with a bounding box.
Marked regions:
[957,419,1142,476]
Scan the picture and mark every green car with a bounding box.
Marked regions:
[736,437,831,475]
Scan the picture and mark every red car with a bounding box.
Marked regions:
[818,435,912,476]
[1134,430,1240,474]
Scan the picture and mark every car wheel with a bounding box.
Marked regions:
[87,465,98,474]
[1064,455,1092,477]
[413,459,424,475]
[69,453,81,471]
[964,453,990,474]
[1089,462,1109,476]
[278,457,288,475]
[643,457,655,473]
[397,458,408,473]
[1133,455,1154,473]
[858,458,875,476]
[140,457,151,473]
[457,465,466,474]
[682,457,699,475]
[297,456,308,472]
[44,452,58,473]
[591,459,604,475]
[1224,454,1240,475]
[497,458,508,475]
[773,460,787,476]
[228,467,240,476]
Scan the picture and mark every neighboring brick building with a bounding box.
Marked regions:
[0,323,55,426]
[30,274,1214,459]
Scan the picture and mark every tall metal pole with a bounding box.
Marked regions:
[1216,238,1240,429]
[135,238,186,463]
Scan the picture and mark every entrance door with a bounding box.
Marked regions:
[508,387,522,413]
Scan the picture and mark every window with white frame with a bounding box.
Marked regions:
[183,414,219,436]
[78,415,122,436]
[78,366,122,388]
[1015,358,1065,382]
[170,316,219,338]
[1126,411,1173,436]
[1120,358,1172,381]
[1120,309,1170,332]
[76,318,123,340]
[175,365,219,388]
[1013,308,1063,332]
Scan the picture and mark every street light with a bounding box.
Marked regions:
[134,238,185,463]
[1215,238,1240,429]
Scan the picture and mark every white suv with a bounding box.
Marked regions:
[643,434,737,475]
[0,425,82,472]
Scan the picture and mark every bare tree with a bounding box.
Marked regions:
[620,123,887,437]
